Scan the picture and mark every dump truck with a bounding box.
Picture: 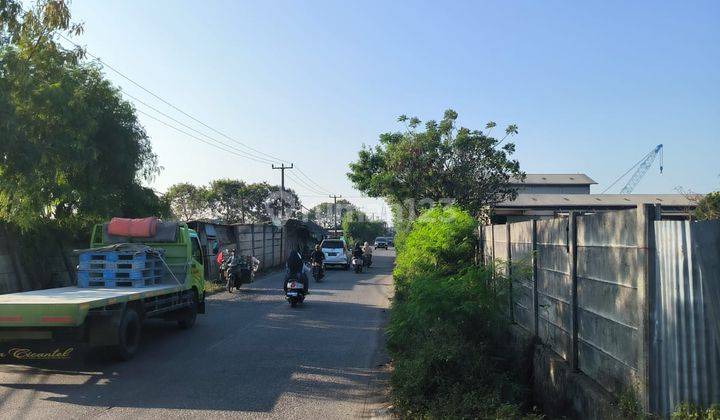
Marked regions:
[0,220,206,361]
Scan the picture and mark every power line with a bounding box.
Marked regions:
[135,109,271,163]
[294,166,333,194]
[286,173,328,195]
[56,32,289,165]
[122,90,275,165]
[55,32,339,195]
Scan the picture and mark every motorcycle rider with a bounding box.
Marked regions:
[362,241,373,266]
[310,244,325,278]
[284,248,309,293]
[352,242,364,260]
[226,249,240,290]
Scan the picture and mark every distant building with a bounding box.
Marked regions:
[510,174,597,195]
[493,173,697,223]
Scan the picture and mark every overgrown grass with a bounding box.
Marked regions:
[204,280,225,295]
[387,206,540,419]
[671,403,720,419]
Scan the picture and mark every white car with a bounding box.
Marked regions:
[320,239,349,270]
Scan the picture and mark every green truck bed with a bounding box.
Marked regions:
[0,285,184,327]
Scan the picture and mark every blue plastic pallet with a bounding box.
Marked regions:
[77,277,162,288]
[79,251,152,263]
[77,268,162,281]
[77,250,165,288]
[78,259,161,271]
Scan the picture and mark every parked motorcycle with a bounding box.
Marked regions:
[312,262,324,282]
[285,273,307,307]
[352,256,363,273]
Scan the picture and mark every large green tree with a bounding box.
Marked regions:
[206,179,301,224]
[0,0,162,230]
[341,209,388,246]
[348,109,524,219]
[163,183,209,221]
[308,199,358,229]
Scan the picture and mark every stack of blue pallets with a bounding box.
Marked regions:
[77,251,165,288]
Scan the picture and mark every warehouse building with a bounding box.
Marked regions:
[493,174,698,223]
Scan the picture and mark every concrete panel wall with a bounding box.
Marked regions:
[536,217,571,361]
[576,209,642,396]
[509,221,535,333]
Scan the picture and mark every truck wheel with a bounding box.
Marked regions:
[178,291,198,330]
[115,307,142,361]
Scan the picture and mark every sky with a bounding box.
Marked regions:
[66,0,720,222]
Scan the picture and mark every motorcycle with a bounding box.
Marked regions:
[352,256,363,273]
[226,264,243,293]
[312,262,324,282]
[285,273,307,307]
[363,253,372,268]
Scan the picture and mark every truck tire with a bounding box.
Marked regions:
[178,291,198,330]
[115,307,142,361]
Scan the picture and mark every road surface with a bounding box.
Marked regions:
[0,249,395,419]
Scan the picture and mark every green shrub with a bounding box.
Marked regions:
[387,267,533,418]
[672,403,720,419]
[393,206,477,295]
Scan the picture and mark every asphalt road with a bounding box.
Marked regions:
[0,249,395,419]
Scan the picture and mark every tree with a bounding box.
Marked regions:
[207,179,248,224]
[163,183,209,221]
[308,199,358,229]
[263,184,302,223]
[0,0,162,231]
[206,179,302,224]
[694,192,720,221]
[341,209,388,246]
[347,109,524,220]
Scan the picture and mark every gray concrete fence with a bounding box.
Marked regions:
[482,205,720,418]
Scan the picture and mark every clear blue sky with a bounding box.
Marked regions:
[67,0,720,220]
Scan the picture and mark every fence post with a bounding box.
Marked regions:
[490,224,496,263]
[251,224,255,258]
[270,226,275,267]
[264,226,269,270]
[532,219,539,338]
[506,223,514,323]
[569,211,579,371]
[637,203,657,413]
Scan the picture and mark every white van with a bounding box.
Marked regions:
[320,238,349,270]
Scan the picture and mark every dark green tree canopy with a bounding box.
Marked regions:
[348,109,524,218]
[694,192,720,221]
[341,209,388,246]
[166,179,302,224]
[308,199,358,229]
[1,0,162,230]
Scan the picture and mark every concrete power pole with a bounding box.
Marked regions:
[329,194,342,235]
[272,163,293,218]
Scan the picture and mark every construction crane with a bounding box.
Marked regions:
[601,144,664,194]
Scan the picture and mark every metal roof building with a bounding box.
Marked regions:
[494,174,698,222]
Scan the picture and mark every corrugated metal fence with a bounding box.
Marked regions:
[653,220,720,416]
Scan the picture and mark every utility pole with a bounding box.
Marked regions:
[272,163,293,218]
[329,194,342,235]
